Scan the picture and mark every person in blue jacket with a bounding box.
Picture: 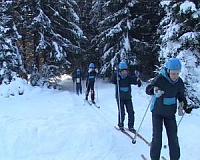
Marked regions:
[146,58,193,160]
[72,68,82,95]
[85,63,98,103]
[111,61,141,132]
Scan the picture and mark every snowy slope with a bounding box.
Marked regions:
[0,76,199,160]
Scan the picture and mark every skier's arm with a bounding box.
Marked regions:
[146,75,161,95]
[137,78,142,87]
[146,84,154,95]
[94,69,98,80]
[177,79,193,113]
[95,68,98,74]
[72,71,76,82]
[110,72,117,84]
[85,71,89,86]
[129,74,142,87]
[177,82,187,105]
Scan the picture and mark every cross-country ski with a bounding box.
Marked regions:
[114,126,135,142]
[124,128,151,146]
[84,99,100,108]
[90,101,100,108]
[84,99,92,106]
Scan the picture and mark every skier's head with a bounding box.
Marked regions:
[119,61,128,71]
[166,58,181,81]
[76,68,81,74]
[119,61,128,79]
[166,58,181,71]
[135,70,140,78]
[89,63,95,69]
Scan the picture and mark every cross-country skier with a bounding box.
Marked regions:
[85,63,98,103]
[111,61,142,132]
[146,58,193,160]
[72,68,83,95]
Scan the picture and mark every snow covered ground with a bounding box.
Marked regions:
[0,75,199,160]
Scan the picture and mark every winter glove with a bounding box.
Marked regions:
[178,101,184,116]
[183,104,193,114]
[137,79,142,87]
[95,68,98,73]
[88,68,93,73]
[154,87,164,98]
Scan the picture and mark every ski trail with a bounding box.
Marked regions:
[1,79,199,159]
[0,89,88,160]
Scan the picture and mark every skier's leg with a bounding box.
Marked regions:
[78,83,81,94]
[150,114,163,160]
[125,99,135,129]
[80,82,82,94]
[117,100,125,128]
[76,83,79,95]
[164,116,180,160]
[85,84,90,100]
[91,83,95,102]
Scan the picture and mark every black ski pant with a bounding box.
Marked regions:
[76,82,82,95]
[116,98,135,129]
[85,82,95,101]
[150,114,180,160]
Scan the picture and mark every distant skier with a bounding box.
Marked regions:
[85,63,98,103]
[146,58,193,160]
[134,70,140,79]
[72,68,82,95]
[111,61,142,132]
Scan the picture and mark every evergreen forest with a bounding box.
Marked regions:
[0,0,199,106]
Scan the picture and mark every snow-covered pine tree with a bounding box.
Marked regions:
[91,0,162,79]
[22,0,86,86]
[12,0,35,76]
[0,1,24,84]
[128,0,162,80]
[158,0,200,107]
[76,0,96,69]
[91,0,139,77]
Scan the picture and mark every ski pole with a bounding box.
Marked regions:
[132,96,153,144]
[163,111,186,149]
[177,112,185,127]
[177,104,198,127]
[96,78,99,102]
[163,107,187,149]
[115,55,122,128]
[116,70,123,127]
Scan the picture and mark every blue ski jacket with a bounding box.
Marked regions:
[111,72,141,100]
[86,70,97,86]
[146,68,187,116]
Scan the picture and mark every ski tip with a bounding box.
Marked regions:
[114,126,118,129]
[141,154,148,160]
[161,156,167,160]
[114,126,120,130]
[93,103,100,108]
